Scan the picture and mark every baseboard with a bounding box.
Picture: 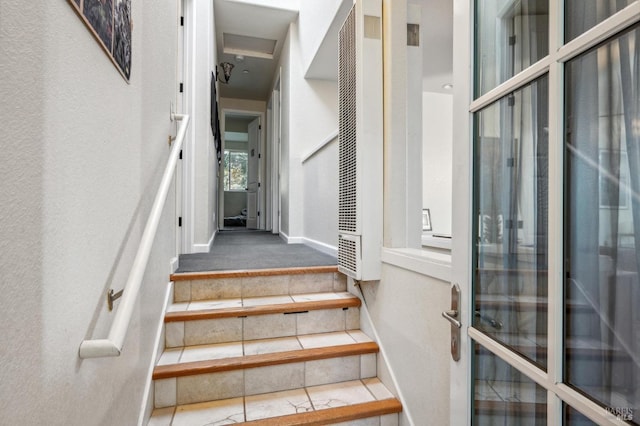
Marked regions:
[137,281,173,426]
[169,257,179,274]
[192,232,215,253]
[301,237,338,258]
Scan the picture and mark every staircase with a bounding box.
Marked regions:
[148,266,402,425]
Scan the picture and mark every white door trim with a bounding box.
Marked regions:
[219,109,266,230]
[450,0,473,424]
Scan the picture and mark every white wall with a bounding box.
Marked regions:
[297,0,349,74]
[0,2,179,424]
[274,20,340,246]
[360,264,451,425]
[302,136,339,254]
[187,0,218,252]
[422,91,453,236]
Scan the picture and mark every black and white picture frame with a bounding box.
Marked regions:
[68,0,132,82]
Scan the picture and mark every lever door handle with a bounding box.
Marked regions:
[442,309,462,329]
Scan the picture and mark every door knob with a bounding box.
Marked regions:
[442,309,461,329]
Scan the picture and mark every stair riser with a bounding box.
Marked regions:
[154,353,377,407]
[174,272,347,303]
[165,307,360,348]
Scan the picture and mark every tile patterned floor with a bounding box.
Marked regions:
[157,330,373,366]
[149,378,395,425]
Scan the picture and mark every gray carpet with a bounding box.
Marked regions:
[176,230,337,272]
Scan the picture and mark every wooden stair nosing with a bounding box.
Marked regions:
[238,398,402,426]
[171,265,339,281]
[152,341,379,380]
[164,297,361,323]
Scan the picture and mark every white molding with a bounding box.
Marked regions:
[301,237,338,257]
[192,232,215,253]
[421,235,452,250]
[279,231,304,244]
[381,247,452,283]
[169,256,179,274]
[137,281,173,426]
[300,129,339,163]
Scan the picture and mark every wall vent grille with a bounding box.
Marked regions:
[337,0,382,281]
[338,235,359,277]
[338,6,357,234]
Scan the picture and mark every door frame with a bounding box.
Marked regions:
[218,108,266,230]
[269,71,282,235]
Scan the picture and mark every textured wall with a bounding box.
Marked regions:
[0,2,179,424]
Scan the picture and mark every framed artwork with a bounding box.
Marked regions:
[422,209,432,231]
[68,0,132,82]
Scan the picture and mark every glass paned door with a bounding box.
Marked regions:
[466,0,639,424]
[473,75,549,369]
[564,24,640,424]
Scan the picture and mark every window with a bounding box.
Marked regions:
[223,150,248,191]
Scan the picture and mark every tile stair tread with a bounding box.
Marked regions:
[153,340,379,379]
[170,265,339,281]
[149,378,401,425]
[158,330,374,366]
[164,292,360,322]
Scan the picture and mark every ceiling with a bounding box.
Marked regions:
[213,0,298,100]
[213,0,453,101]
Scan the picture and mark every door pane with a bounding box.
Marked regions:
[564,405,599,425]
[474,0,548,98]
[565,0,635,42]
[564,25,639,423]
[473,344,547,425]
[474,76,549,368]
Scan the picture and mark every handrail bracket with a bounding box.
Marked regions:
[107,289,124,311]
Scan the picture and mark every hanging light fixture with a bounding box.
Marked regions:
[219,62,235,84]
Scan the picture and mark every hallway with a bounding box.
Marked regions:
[176,231,337,273]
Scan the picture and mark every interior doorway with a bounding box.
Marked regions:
[218,110,266,231]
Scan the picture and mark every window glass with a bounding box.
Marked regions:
[564,405,599,425]
[473,76,549,368]
[473,344,547,425]
[223,150,248,191]
[564,24,639,421]
[565,0,635,42]
[474,0,548,97]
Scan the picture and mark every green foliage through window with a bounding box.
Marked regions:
[224,150,248,191]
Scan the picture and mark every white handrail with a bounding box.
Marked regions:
[79,114,190,359]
